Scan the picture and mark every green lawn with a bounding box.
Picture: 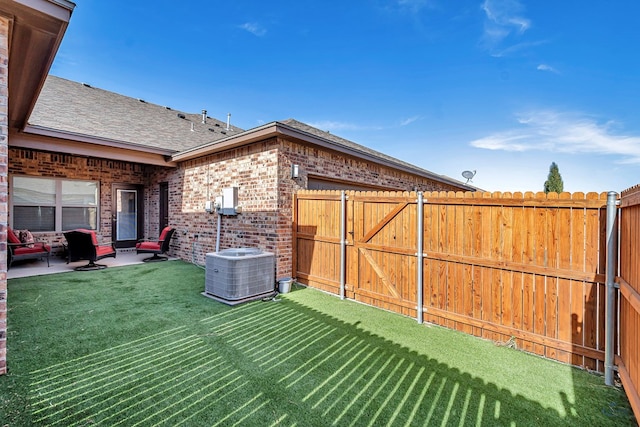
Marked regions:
[0,261,634,426]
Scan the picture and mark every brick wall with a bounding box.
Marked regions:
[148,136,467,280]
[274,136,464,277]
[153,140,282,271]
[281,138,462,192]
[8,131,467,300]
[0,15,9,375]
[9,148,146,246]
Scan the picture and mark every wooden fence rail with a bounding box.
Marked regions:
[617,185,640,420]
[293,190,609,370]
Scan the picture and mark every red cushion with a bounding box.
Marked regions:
[7,228,21,244]
[96,245,115,257]
[137,241,161,251]
[14,245,50,255]
[75,229,99,245]
[158,226,172,243]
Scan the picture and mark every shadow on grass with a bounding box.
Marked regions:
[1,263,635,426]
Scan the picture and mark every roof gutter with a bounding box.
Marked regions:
[173,121,475,191]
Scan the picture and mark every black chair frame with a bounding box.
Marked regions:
[64,230,116,271]
[136,228,175,262]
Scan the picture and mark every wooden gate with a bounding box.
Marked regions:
[349,193,418,317]
[294,190,608,370]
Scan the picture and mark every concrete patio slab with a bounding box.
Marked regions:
[8,249,179,279]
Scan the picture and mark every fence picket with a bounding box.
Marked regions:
[294,189,612,370]
[617,185,640,420]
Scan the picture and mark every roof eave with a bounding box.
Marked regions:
[14,0,75,19]
[274,122,476,190]
[16,126,178,167]
[173,121,475,190]
[0,0,75,130]
[171,122,281,162]
[23,124,178,156]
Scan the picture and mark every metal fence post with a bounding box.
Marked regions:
[417,192,424,324]
[340,191,346,300]
[605,191,618,386]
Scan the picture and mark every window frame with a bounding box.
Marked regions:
[10,175,100,232]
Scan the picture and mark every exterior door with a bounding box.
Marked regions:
[159,182,169,234]
[112,184,143,248]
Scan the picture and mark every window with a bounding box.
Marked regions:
[12,176,98,232]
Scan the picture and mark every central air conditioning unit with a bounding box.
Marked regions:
[204,248,275,305]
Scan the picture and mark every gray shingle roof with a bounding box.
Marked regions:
[28,76,243,152]
[27,76,473,190]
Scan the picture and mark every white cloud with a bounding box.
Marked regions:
[239,22,267,37]
[481,0,532,54]
[470,110,640,163]
[537,63,559,73]
[490,39,547,57]
[400,115,420,126]
[481,0,530,33]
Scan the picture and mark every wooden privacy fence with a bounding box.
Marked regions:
[617,185,640,418]
[293,190,609,370]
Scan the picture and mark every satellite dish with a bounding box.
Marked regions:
[462,170,476,183]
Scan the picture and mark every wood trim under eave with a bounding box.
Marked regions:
[13,0,75,21]
[10,131,178,167]
[1,0,74,129]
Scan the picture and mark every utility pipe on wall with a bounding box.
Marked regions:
[340,191,346,300]
[215,212,222,253]
[417,192,424,324]
[604,191,618,386]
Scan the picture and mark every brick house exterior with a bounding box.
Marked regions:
[140,129,466,277]
[9,149,147,248]
[9,124,469,280]
[9,77,473,284]
[0,0,473,375]
[0,0,74,375]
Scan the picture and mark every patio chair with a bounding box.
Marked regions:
[63,229,116,271]
[7,227,51,269]
[136,227,175,262]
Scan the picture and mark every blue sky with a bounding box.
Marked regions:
[50,0,640,193]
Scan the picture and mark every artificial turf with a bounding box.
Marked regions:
[0,261,634,426]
